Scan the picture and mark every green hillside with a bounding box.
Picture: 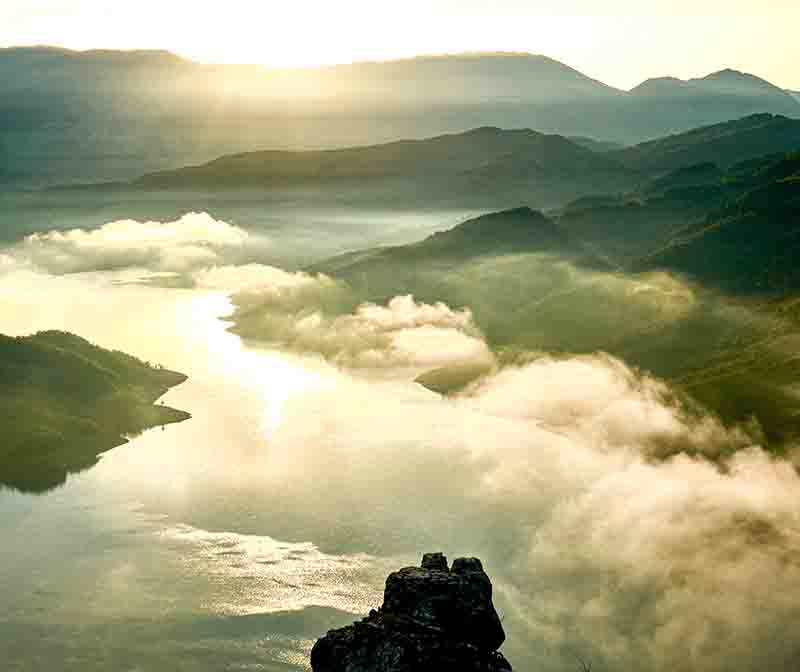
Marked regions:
[0,331,190,493]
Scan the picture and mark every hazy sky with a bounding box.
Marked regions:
[1,0,799,90]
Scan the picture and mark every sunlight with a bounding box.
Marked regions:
[189,292,319,437]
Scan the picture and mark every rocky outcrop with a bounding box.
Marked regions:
[310,553,511,672]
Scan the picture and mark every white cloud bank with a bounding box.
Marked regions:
[4,221,798,671]
[235,353,791,672]
[14,212,261,274]
[232,275,494,369]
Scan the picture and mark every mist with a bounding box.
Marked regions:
[2,14,800,671]
[4,212,800,671]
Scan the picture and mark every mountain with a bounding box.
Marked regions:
[2,47,798,187]
[0,330,189,492]
[135,127,614,187]
[232,170,800,442]
[639,153,800,294]
[133,126,635,207]
[612,113,800,174]
[791,90,800,102]
[633,69,797,108]
[642,162,724,193]
[309,206,600,276]
[625,69,800,138]
[311,52,621,104]
[554,187,724,265]
[276,207,612,350]
[556,144,800,267]
[130,114,800,212]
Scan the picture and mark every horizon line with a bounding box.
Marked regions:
[2,43,799,93]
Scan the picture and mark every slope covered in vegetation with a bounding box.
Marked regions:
[0,330,189,493]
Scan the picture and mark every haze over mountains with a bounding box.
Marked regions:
[133,126,635,208]
[2,47,799,187]
[5,35,800,672]
[267,149,800,445]
[124,113,800,216]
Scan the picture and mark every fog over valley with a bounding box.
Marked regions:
[3,193,800,669]
[2,20,800,672]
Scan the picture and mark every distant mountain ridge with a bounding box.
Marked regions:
[634,69,796,102]
[1,47,798,187]
[291,152,800,442]
[308,207,601,279]
[134,126,634,207]
[130,114,800,213]
[611,113,800,173]
[638,153,800,293]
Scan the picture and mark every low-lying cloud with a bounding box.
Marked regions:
[13,212,263,274]
[467,353,756,460]
[4,227,800,672]
[232,274,493,369]
[233,354,792,672]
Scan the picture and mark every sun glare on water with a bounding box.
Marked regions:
[189,292,319,437]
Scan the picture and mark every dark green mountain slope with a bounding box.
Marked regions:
[639,154,800,294]
[309,206,602,278]
[134,127,634,205]
[0,331,189,493]
[554,187,723,265]
[233,207,614,351]
[612,114,800,174]
[278,174,800,445]
[129,115,800,213]
[555,149,799,267]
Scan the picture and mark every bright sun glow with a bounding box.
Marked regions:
[190,293,319,437]
[2,0,799,88]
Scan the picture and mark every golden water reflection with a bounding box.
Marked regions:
[187,292,320,437]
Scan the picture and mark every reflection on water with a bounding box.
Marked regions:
[0,273,400,671]
[193,293,320,437]
[7,261,800,672]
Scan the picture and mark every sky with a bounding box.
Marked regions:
[1,0,799,90]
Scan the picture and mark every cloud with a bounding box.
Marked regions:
[5,251,799,672]
[14,212,261,274]
[168,256,795,670]
[192,263,329,292]
[232,282,494,368]
[235,354,792,672]
[466,353,756,460]
[0,253,19,274]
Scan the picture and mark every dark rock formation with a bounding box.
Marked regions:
[311,553,511,672]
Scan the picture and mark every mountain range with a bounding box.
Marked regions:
[132,126,635,208]
[2,47,798,187]
[307,149,800,299]
[285,150,800,444]
[127,113,800,212]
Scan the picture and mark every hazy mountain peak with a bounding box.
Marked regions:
[630,68,797,101]
[0,44,188,64]
[629,76,695,97]
[692,68,793,96]
[702,67,757,81]
[439,206,558,239]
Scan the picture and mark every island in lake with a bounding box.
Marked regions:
[0,330,190,493]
